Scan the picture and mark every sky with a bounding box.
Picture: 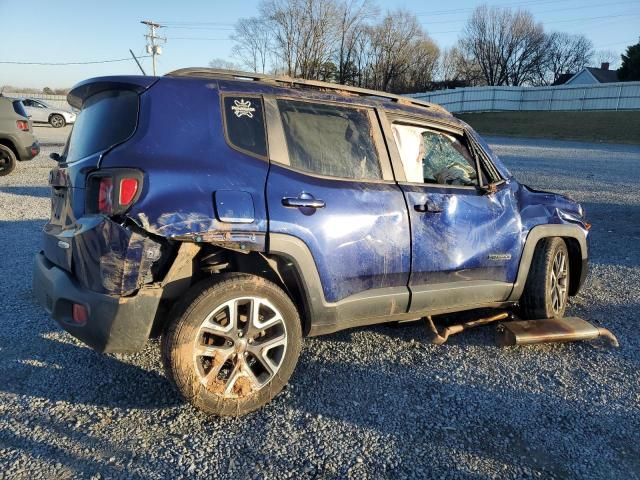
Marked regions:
[0,0,638,89]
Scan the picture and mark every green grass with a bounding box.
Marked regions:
[455,111,640,145]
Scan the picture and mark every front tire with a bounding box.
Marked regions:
[0,145,16,176]
[162,273,302,416]
[520,237,569,319]
[49,114,66,128]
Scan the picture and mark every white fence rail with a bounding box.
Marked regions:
[410,81,640,113]
[7,82,640,114]
[3,92,70,110]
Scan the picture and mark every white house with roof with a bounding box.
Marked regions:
[564,63,620,85]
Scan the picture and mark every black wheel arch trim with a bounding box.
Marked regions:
[508,224,588,302]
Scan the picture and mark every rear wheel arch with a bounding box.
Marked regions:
[152,242,313,337]
[0,138,19,158]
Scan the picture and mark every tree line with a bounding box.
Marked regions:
[217,0,638,94]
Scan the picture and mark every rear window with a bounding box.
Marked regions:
[65,90,138,163]
[12,101,28,117]
[222,96,267,158]
[277,99,382,180]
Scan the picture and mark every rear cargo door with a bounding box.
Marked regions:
[43,82,152,272]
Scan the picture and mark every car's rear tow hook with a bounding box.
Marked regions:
[496,317,619,348]
[424,312,512,345]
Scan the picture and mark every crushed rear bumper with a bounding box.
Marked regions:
[33,252,162,353]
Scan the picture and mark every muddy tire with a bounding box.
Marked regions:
[161,273,302,416]
[0,145,16,176]
[519,237,569,319]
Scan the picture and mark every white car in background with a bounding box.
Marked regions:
[20,98,76,128]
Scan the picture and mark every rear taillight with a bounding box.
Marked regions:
[16,120,29,131]
[87,169,143,215]
[119,178,138,205]
[98,177,114,214]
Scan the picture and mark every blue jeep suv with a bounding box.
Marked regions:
[33,69,589,415]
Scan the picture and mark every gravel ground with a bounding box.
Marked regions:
[1,138,639,479]
[33,124,71,146]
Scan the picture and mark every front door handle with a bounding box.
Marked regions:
[414,202,443,213]
[282,194,325,209]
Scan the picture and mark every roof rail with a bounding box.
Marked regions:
[165,68,450,115]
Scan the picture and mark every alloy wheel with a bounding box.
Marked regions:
[50,115,64,128]
[193,296,288,398]
[550,250,568,314]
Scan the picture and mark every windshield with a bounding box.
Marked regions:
[65,89,138,163]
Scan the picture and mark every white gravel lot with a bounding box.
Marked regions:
[33,124,71,146]
[0,138,639,479]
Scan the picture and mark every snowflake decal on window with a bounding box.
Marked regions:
[231,99,256,118]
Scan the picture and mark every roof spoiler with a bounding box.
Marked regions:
[67,76,159,110]
[165,68,450,115]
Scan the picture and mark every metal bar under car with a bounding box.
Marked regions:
[425,313,619,348]
[496,317,619,347]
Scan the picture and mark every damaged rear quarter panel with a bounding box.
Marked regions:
[99,77,270,249]
[70,216,161,295]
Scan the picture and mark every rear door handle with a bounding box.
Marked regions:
[282,194,325,209]
[414,202,443,213]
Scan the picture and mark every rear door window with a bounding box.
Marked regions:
[66,89,138,163]
[276,99,382,180]
[223,96,267,158]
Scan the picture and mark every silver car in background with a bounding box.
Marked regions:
[20,98,76,128]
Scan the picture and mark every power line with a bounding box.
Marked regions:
[414,0,575,17]
[420,0,639,25]
[159,21,235,26]
[0,56,151,65]
[164,26,235,31]
[167,37,231,41]
[546,11,640,24]
[427,11,640,34]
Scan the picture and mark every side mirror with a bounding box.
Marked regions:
[50,152,61,162]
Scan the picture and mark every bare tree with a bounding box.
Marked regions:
[230,0,442,91]
[364,10,439,92]
[209,57,242,70]
[461,5,546,86]
[534,32,593,85]
[231,17,272,73]
[438,45,484,86]
[400,38,440,93]
[260,0,338,79]
[334,0,378,84]
[595,49,619,69]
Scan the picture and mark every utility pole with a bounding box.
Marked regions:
[141,20,165,76]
